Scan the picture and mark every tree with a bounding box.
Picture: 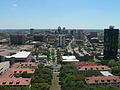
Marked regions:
[19,71,31,78]
[97,60,109,65]
[111,66,120,76]
[32,83,50,90]
[32,65,52,88]
[59,64,86,90]
[108,60,117,67]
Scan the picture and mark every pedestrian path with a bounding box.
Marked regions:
[50,72,61,90]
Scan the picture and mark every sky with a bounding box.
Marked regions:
[0,0,120,29]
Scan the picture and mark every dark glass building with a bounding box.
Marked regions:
[103,26,119,60]
[10,34,26,45]
[33,34,47,43]
[30,28,35,35]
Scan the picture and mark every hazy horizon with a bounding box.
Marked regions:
[1,0,120,29]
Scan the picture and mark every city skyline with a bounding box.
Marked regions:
[0,0,120,29]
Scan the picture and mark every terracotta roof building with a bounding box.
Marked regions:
[74,62,97,66]
[0,77,31,87]
[85,76,120,88]
[11,68,35,74]
[0,62,38,87]
[11,62,39,69]
[0,68,35,78]
[79,66,111,71]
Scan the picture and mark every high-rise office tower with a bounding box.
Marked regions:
[103,26,119,60]
[58,26,62,34]
[30,28,34,35]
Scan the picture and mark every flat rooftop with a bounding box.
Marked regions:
[62,59,79,62]
[6,51,31,58]
[62,56,76,60]
[62,56,79,62]
[100,71,113,76]
[0,49,17,56]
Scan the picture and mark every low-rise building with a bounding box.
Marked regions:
[5,51,31,64]
[0,61,10,73]
[62,56,79,63]
[78,66,111,76]
[79,66,111,71]
[74,62,97,66]
[85,76,120,88]
[0,62,38,87]
[0,68,35,78]
[74,61,97,70]
[74,48,94,60]
[19,45,34,51]
[11,62,39,69]
[0,49,17,62]
[0,78,31,87]
[10,68,35,75]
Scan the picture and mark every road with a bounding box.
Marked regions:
[67,36,75,54]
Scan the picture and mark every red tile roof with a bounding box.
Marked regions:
[0,62,38,87]
[85,76,120,84]
[0,69,14,78]
[74,62,97,66]
[11,62,39,68]
[1,68,35,78]
[79,66,111,71]
[10,68,35,74]
[0,77,31,86]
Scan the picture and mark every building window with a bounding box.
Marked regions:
[14,71,17,73]
[107,80,111,82]
[19,71,22,73]
[101,80,104,82]
[102,68,104,70]
[9,82,13,84]
[16,82,20,84]
[91,68,93,70]
[95,80,98,82]
[86,79,89,81]
[85,68,87,70]
[96,68,99,70]
[2,82,6,84]
[113,79,116,82]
